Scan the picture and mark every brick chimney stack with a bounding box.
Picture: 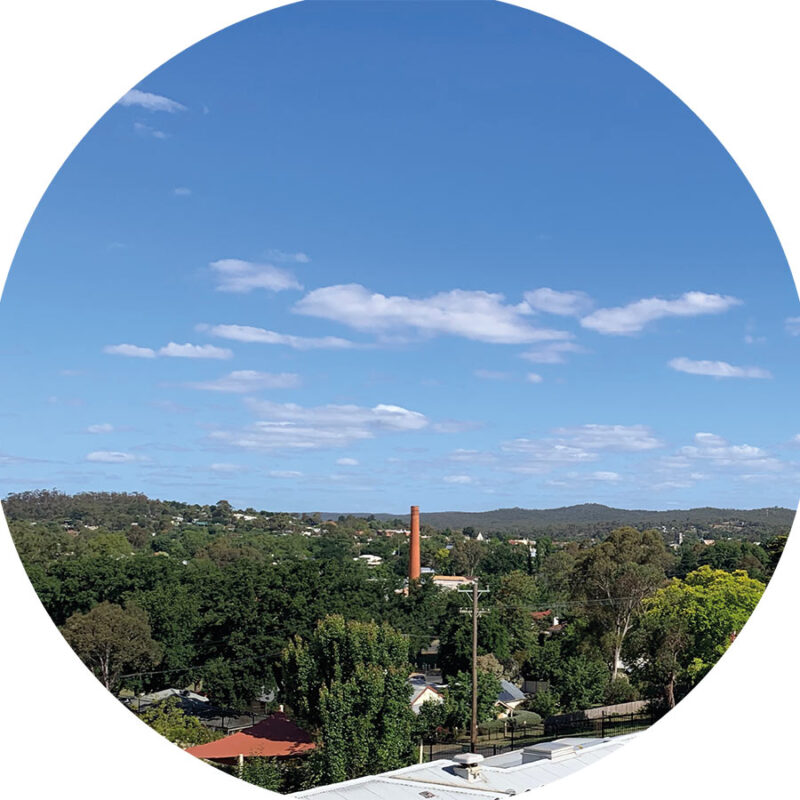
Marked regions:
[409,505,421,582]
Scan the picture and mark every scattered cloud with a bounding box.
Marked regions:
[551,424,663,452]
[502,440,597,467]
[173,187,192,196]
[158,342,233,360]
[668,357,772,379]
[336,457,359,466]
[133,122,168,140]
[588,470,622,482]
[210,259,303,293]
[270,470,303,478]
[474,369,510,380]
[526,372,543,384]
[785,317,800,336]
[209,462,245,473]
[266,249,310,264]
[448,449,497,464]
[444,475,474,484]
[431,420,483,434]
[103,344,156,358]
[524,288,593,316]
[188,370,301,393]
[679,432,784,472]
[86,451,137,464]
[520,341,584,364]
[87,423,114,434]
[118,89,187,112]
[205,324,356,350]
[246,400,428,432]
[210,400,429,452]
[581,291,742,335]
[294,284,570,344]
[105,342,232,360]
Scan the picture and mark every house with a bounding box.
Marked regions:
[432,575,474,590]
[409,683,445,715]
[355,554,384,567]
[495,680,527,718]
[186,712,315,764]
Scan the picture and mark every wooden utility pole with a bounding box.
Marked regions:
[459,580,488,754]
[471,580,478,753]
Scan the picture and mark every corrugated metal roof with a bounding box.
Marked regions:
[291,735,637,800]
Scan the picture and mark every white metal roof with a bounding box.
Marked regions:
[290,735,637,800]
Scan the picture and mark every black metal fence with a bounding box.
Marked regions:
[422,710,660,762]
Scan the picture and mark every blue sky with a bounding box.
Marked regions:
[1,0,798,513]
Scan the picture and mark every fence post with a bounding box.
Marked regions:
[601,711,605,738]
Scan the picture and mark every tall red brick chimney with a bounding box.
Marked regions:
[409,505,421,582]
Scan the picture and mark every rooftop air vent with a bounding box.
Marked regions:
[452,753,485,782]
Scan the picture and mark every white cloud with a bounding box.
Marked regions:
[87,423,114,434]
[86,451,137,463]
[246,400,428,431]
[785,317,800,335]
[103,344,156,358]
[105,342,232,360]
[431,420,483,434]
[188,370,301,393]
[133,122,168,139]
[526,372,543,384]
[158,342,233,360]
[524,288,593,316]
[206,324,356,350]
[266,249,310,263]
[269,470,303,478]
[294,284,570,344]
[502,440,596,467]
[520,341,584,364]
[212,400,429,452]
[118,89,187,112]
[588,471,622,482]
[336,457,359,466]
[474,369,510,380]
[551,424,663,451]
[173,187,192,196]
[210,259,303,293]
[209,463,244,473]
[444,475,474,484]
[580,291,742,335]
[668,357,772,379]
[448,449,497,464]
[679,432,783,471]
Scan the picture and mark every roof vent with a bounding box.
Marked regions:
[452,753,484,782]
[521,742,576,764]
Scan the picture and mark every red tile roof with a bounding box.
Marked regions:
[185,712,315,760]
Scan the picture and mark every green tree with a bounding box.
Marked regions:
[240,758,282,790]
[139,696,220,746]
[282,616,414,784]
[574,527,673,678]
[626,566,764,708]
[61,601,161,693]
[445,670,502,729]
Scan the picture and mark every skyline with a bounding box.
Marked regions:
[1,0,799,512]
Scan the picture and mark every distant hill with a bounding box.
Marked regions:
[317,503,795,534]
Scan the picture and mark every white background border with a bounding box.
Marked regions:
[1,2,798,797]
